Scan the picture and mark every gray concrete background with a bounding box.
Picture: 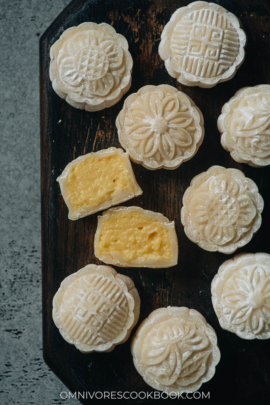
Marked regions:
[0,1,78,403]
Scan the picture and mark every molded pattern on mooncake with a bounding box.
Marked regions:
[50,22,133,111]
[53,264,140,353]
[218,85,270,167]
[181,166,264,253]
[212,253,270,340]
[131,307,220,395]
[116,85,204,170]
[159,1,246,88]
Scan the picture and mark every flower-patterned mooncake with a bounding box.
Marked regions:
[116,85,204,170]
[218,85,270,167]
[181,166,264,254]
[49,22,133,111]
[131,307,220,394]
[212,253,270,340]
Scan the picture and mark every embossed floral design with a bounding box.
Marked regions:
[181,166,264,253]
[159,2,246,88]
[131,307,220,395]
[141,320,210,386]
[50,23,133,111]
[212,253,270,339]
[218,85,270,167]
[116,85,204,170]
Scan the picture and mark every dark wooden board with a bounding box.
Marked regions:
[40,0,270,402]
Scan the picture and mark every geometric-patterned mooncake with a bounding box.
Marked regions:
[131,307,221,394]
[52,264,140,353]
[159,2,246,88]
[181,166,264,254]
[212,253,270,340]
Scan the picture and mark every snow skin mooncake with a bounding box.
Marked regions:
[57,148,142,220]
[218,85,270,167]
[159,1,246,88]
[116,85,204,170]
[211,253,270,340]
[52,264,140,353]
[94,206,178,268]
[49,22,133,111]
[181,166,264,254]
[131,307,220,395]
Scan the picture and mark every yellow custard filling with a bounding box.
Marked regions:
[66,153,136,210]
[97,211,173,263]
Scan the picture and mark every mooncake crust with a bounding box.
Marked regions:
[131,306,220,395]
[211,253,270,340]
[116,85,204,170]
[181,166,264,254]
[159,1,246,88]
[49,22,133,111]
[52,264,140,353]
[218,85,270,167]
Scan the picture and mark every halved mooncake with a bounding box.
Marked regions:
[57,148,142,220]
[94,206,178,268]
[52,264,140,353]
[131,307,220,395]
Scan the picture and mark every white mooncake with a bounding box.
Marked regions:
[116,84,204,170]
[49,22,133,111]
[181,166,264,254]
[212,253,270,340]
[159,1,246,88]
[57,148,142,220]
[218,85,270,167]
[52,264,140,353]
[94,206,178,268]
[131,306,220,395]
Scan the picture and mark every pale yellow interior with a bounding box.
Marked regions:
[66,154,135,211]
[97,211,173,263]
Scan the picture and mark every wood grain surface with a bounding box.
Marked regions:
[40,0,270,402]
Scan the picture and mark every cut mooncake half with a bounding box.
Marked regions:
[94,206,178,268]
[57,148,142,220]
